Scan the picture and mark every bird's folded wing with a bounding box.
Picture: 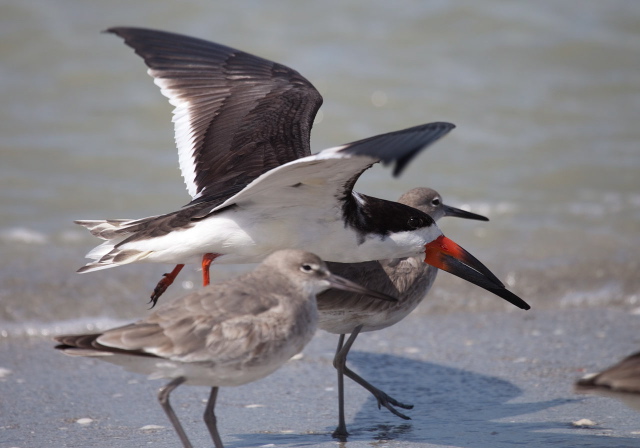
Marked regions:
[94,287,281,363]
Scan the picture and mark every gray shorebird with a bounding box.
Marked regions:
[575,350,640,412]
[55,249,397,448]
[318,187,491,437]
[74,28,529,317]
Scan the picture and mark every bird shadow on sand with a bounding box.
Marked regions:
[322,351,637,447]
[229,350,638,447]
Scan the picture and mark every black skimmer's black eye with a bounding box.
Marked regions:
[431,197,441,206]
[407,217,424,229]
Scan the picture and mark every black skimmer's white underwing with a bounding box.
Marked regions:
[75,28,529,313]
[57,249,396,448]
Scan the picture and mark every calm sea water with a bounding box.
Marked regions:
[1,0,639,334]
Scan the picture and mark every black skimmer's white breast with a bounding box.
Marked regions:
[55,249,396,448]
[75,28,529,314]
[317,187,490,436]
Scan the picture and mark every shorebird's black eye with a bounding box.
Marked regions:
[431,197,441,206]
[407,217,423,229]
[300,263,314,273]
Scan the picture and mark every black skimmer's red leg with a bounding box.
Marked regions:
[202,253,221,286]
[150,253,220,308]
[150,264,185,307]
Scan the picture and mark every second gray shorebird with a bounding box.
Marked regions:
[319,187,491,437]
[55,249,397,448]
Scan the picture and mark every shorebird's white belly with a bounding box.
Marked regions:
[96,342,301,387]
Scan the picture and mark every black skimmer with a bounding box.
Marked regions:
[75,28,529,316]
[575,350,640,412]
[317,187,490,436]
[55,249,397,448]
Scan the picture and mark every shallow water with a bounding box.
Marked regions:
[1,0,640,331]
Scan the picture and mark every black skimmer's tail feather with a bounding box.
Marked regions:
[75,219,136,240]
[77,247,152,274]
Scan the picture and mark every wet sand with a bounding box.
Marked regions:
[1,307,638,447]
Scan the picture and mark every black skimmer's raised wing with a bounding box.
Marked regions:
[107,27,323,203]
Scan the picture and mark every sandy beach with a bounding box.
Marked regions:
[2,307,638,448]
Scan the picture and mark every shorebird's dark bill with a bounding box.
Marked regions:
[424,236,530,310]
[327,274,398,303]
[442,204,489,222]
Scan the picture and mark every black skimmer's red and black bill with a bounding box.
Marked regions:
[56,249,396,448]
[317,187,492,437]
[74,28,529,315]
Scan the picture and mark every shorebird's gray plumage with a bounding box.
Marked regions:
[575,350,640,412]
[318,187,489,438]
[55,249,396,448]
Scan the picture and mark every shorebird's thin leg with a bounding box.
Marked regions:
[335,325,413,424]
[332,333,348,439]
[204,387,224,448]
[202,253,221,286]
[343,361,413,419]
[158,377,193,448]
[150,264,185,307]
